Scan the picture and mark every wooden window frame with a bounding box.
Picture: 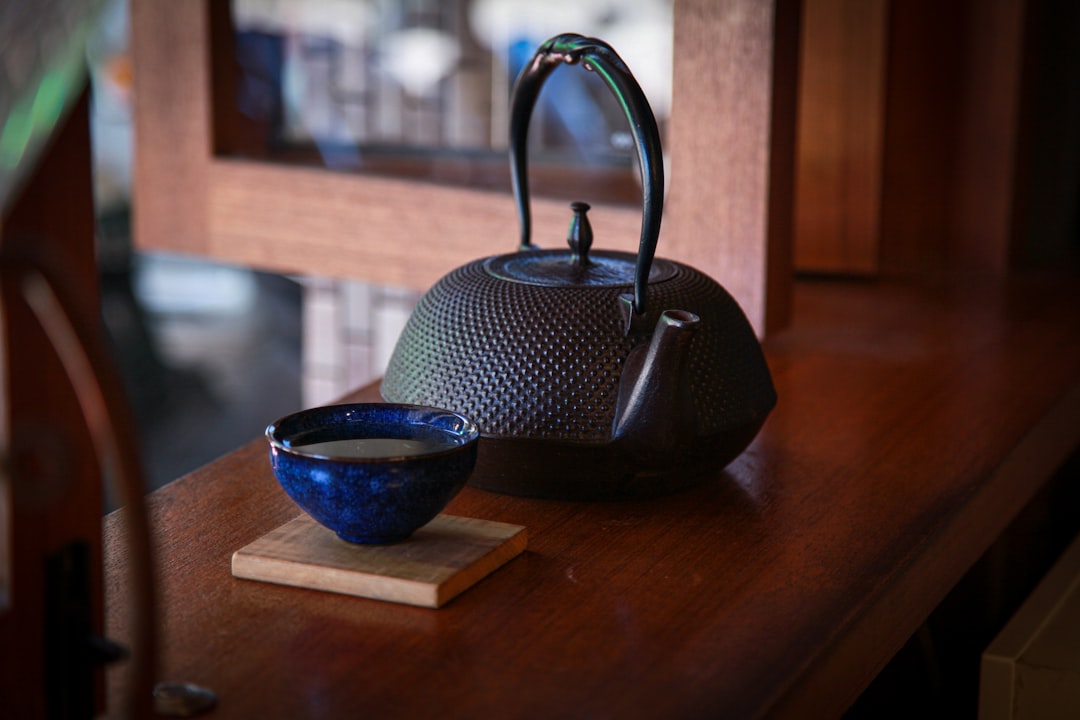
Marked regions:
[131,1,797,337]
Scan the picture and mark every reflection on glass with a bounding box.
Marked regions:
[225,0,672,202]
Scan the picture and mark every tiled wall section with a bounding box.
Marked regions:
[301,278,419,407]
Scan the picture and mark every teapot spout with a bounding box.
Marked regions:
[612,309,700,453]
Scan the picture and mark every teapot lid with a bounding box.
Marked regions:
[485,250,676,288]
[485,201,676,288]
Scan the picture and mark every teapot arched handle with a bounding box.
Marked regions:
[509,33,664,317]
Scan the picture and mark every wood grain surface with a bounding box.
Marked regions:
[103,274,1080,719]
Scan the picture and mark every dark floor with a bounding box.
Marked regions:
[98,210,303,504]
[845,450,1080,719]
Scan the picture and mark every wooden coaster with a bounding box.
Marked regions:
[231,513,527,608]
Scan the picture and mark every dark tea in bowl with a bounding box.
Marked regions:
[266,403,480,544]
[288,435,461,459]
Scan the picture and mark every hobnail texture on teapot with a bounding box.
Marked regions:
[381,33,776,499]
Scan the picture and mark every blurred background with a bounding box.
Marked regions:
[86,0,674,493]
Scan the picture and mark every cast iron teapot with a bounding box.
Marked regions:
[381,33,776,500]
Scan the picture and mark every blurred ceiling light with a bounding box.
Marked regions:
[376,28,460,97]
[232,0,375,45]
[468,0,672,117]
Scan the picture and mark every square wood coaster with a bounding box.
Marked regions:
[232,513,527,608]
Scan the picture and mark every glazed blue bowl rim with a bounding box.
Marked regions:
[266,403,480,463]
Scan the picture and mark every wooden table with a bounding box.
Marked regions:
[103,273,1080,719]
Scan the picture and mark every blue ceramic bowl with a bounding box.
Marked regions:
[266,403,479,544]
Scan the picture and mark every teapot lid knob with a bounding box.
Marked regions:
[567,202,593,266]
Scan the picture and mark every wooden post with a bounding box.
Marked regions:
[0,91,105,717]
[794,0,888,275]
[664,0,800,337]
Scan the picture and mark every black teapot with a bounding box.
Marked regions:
[381,34,776,500]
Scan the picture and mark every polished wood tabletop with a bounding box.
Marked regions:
[104,273,1080,719]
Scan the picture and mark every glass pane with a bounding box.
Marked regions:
[221,0,672,203]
